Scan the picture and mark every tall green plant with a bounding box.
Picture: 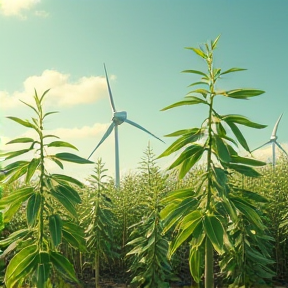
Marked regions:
[81,158,117,288]
[159,36,267,287]
[0,89,93,287]
[126,144,172,287]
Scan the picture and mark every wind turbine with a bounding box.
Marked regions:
[252,113,287,166]
[88,64,164,188]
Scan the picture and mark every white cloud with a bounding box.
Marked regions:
[1,70,108,109]
[0,0,40,17]
[34,10,48,18]
[46,123,109,140]
[250,142,288,164]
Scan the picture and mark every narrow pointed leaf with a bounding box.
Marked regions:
[26,158,40,183]
[220,68,247,75]
[49,214,63,246]
[223,114,267,129]
[51,174,84,188]
[182,69,208,77]
[50,251,78,283]
[203,215,224,254]
[226,121,250,152]
[161,97,207,111]
[5,244,38,286]
[47,141,78,151]
[7,116,37,129]
[27,193,41,227]
[55,153,94,164]
[6,137,34,144]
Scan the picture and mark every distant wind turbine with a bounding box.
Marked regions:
[88,64,164,188]
[252,113,287,166]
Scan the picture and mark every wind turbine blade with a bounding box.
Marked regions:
[271,113,283,139]
[275,141,288,156]
[104,64,116,112]
[88,122,115,159]
[125,118,165,143]
[251,140,272,152]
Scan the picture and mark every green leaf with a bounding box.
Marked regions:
[49,214,63,247]
[158,128,202,158]
[51,189,77,217]
[0,229,30,247]
[226,121,250,152]
[222,114,267,129]
[51,173,84,187]
[226,89,265,99]
[203,215,224,254]
[169,143,204,169]
[27,193,41,227]
[26,158,40,183]
[189,248,202,283]
[182,69,208,77]
[43,111,58,119]
[212,35,221,49]
[186,47,207,59]
[50,251,78,283]
[49,157,64,169]
[54,153,94,164]
[169,213,202,256]
[6,137,34,144]
[178,148,205,178]
[220,68,247,75]
[230,155,266,166]
[7,116,37,129]
[47,141,78,151]
[164,128,196,137]
[37,262,51,288]
[214,135,230,163]
[55,184,81,205]
[161,97,207,111]
[186,89,209,98]
[5,244,38,287]
[231,198,264,230]
[2,149,31,160]
[0,187,34,209]
[227,163,261,177]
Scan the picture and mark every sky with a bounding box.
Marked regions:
[1,0,288,182]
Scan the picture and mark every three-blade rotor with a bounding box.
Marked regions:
[88,64,164,187]
[252,113,287,166]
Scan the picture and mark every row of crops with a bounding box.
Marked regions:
[0,36,288,288]
[1,146,288,287]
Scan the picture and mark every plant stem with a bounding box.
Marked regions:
[39,104,44,251]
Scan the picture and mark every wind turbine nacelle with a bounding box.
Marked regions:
[113,111,127,125]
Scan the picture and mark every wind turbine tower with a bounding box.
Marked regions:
[88,64,164,188]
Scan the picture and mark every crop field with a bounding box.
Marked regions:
[0,37,288,288]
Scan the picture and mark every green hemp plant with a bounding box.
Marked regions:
[0,89,93,287]
[159,36,267,288]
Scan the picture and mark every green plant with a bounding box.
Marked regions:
[159,36,267,287]
[0,89,93,287]
[81,158,118,288]
[126,144,172,287]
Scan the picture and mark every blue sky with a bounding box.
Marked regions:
[1,0,288,181]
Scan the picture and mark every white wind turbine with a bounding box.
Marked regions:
[252,113,287,167]
[88,64,164,188]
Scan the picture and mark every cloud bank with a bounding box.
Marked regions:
[1,70,108,109]
[0,0,40,17]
